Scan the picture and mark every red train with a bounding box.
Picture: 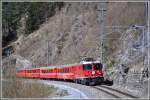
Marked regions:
[16,61,104,85]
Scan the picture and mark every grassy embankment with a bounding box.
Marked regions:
[2,60,68,98]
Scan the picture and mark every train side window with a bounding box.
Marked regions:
[83,64,92,70]
[63,68,65,73]
[68,68,69,73]
[62,69,63,73]
[67,68,69,72]
[42,70,45,73]
[65,68,67,73]
[68,68,69,72]
[94,63,102,70]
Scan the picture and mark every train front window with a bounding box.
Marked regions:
[83,64,92,70]
[94,63,102,70]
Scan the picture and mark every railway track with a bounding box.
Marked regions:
[24,79,140,98]
[92,86,121,98]
[92,85,137,98]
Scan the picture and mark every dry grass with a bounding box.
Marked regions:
[2,78,58,98]
[2,61,59,98]
[2,60,69,98]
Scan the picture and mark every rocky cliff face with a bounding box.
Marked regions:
[13,2,146,67]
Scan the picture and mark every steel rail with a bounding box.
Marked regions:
[98,85,137,98]
[92,86,121,98]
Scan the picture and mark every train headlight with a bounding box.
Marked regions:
[92,71,95,75]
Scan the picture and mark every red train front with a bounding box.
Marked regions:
[74,61,104,85]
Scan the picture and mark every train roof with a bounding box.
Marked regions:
[39,63,82,69]
[39,61,101,68]
[19,61,101,70]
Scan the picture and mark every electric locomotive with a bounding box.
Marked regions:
[16,60,104,85]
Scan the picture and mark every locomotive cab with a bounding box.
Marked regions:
[93,62,103,76]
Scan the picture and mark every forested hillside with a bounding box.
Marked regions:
[2,2,64,47]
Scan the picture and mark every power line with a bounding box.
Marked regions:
[74,15,81,63]
[76,31,81,63]
[47,40,52,66]
[97,2,107,64]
